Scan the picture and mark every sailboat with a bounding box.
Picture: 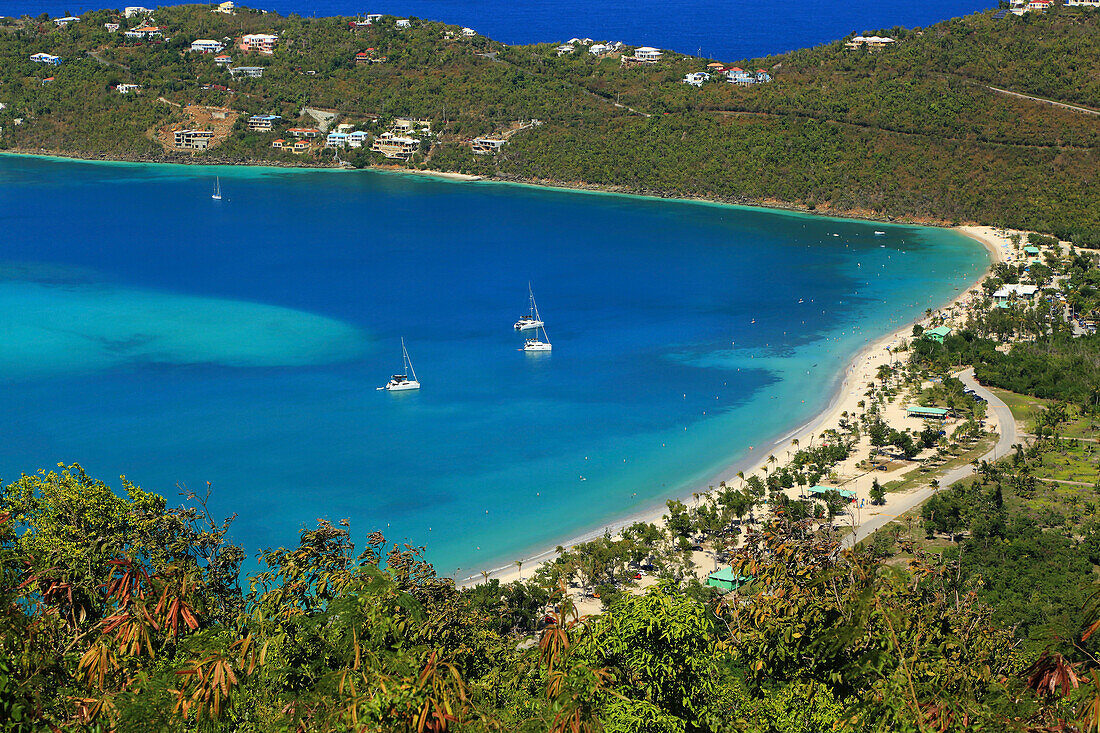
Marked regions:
[513,283,545,331]
[211,177,222,200]
[522,297,552,352]
[380,338,421,390]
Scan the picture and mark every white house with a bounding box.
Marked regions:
[116,83,140,93]
[471,137,506,154]
[229,66,265,78]
[214,54,232,65]
[589,43,611,55]
[1066,0,1100,5]
[104,22,120,32]
[30,53,63,65]
[370,132,420,159]
[682,72,710,87]
[555,44,574,56]
[53,16,81,26]
[325,131,348,148]
[247,114,281,131]
[191,39,225,54]
[125,25,162,39]
[347,130,369,148]
[212,1,236,14]
[123,6,153,18]
[395,19,411,28]
[992,283,1040,301]
[633,46,662,61]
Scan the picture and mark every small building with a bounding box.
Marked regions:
[191,39,225,54]
[555,43,574,56]
[42,77,55,85]
[214,54,232,65]
[395,18,411,28]
[845,35,896,51]
[706,567,751,592]
[633,46,663,61]
[292,140,310,153]
[992,283,1039,302]
[173,129,215,150]
[336,122,356,133]
[471,137,506,154]
[240,33,278,55]
[807,485,857,502]
[393,117,431,134]
[115,83,140,94]
[213,1,236,14]
[355,51,371,64]
[683,72,710,87]
[104,22,120,32]
[589,43,611,55]
[325,131,349,148]
[906,406,950,420]
[1023,245,1041,259]
[53,16,82,26]
[461,27,476,37]
[727,68,754,85]
[247,114,281,131]
[347,130,369,148]
[125,25,162,39]
[370,131,420,159]
[229,66,265,78]
[1026,0,1052,10]
[123,6,153,18]
[923,326,952,343]
[271,138,286,149]
[30,53,63,65]
[287,127,320,138]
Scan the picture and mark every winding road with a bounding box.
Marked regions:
[843,368,1018,548]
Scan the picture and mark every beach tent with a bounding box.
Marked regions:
[706,566,751,591]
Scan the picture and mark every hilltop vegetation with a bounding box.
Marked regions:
[0,5,1098,241]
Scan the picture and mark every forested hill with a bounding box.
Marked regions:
[0,4,1098,241]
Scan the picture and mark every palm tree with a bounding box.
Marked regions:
[514,560,523,580]
[480,570,490,585]
[736,470,745,488]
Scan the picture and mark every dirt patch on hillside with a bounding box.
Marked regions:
[155,105,239,151]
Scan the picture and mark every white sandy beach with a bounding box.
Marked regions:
[458,225,1011,591]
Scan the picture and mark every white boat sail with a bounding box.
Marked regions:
[212,177,222,200]
[381,338,421,390]
[514,284,545,331]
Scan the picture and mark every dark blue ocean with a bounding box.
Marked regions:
[0,156,987,577]
[0,0,992,60]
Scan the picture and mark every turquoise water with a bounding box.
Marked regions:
[0,155,987,577]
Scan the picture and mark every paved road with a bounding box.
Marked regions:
[986,85,1100,117]
[843,368,1018,548]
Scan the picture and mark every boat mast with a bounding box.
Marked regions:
[402,337,417,382]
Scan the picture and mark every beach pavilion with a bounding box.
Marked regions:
[906,406,949,420]
[806,485,857,502]
[706,566,751,592]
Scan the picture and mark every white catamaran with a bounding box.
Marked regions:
[513,284,545,331]
[522,298,552,352]
[380,338,421,391]
[212,177,222,200]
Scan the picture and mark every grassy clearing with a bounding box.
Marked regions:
[988,388,1050,425]
[883,434,997,494]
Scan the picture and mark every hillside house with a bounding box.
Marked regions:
[287,127,320,138]
[370,132,419,159]
[104,22,120,32]
[214,54,232,65]
[325,131,348,148]
[173,129,214,150]
[30,53,62,65]
[348,130,369,148]
[555,44,574,56]
[191,39,225,54]
[471,137,506,154]
[395,19,411,28]
[682,71,710,87]
[229,66,264,78]
[115,83,140,94]
[123,7,152,18]
[1026,0,1052,10]
[247,114,281,131]
[633,46,662,61]
[461,27,476,37]
[589,43,611,55]
[393,118,430,135]
[845,35,896,50]
[271,138,286,149]
[125,26,162,39]
[213,1,236,13]
[240,33,278,54]
[292,140,310,153]
[53,16,81,26]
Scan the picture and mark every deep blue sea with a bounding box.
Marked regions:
[0,0,992,60]
[0,156,987,577]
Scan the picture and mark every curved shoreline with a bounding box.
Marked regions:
[457,225,1003,587]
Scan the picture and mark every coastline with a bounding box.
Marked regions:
[0,149,958,229]
[459,225,1005,588]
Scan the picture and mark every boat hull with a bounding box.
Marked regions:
[514,320,543,331]
[523,342,551,352]
[385,380,421,391]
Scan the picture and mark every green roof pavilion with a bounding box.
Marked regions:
[907,405,949,418]
[807,485,857,500]
[707,566,751,592]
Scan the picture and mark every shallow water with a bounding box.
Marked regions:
[0,156,987,575]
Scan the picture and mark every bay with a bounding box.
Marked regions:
[0,0,992,61]
[0,155,987,576]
